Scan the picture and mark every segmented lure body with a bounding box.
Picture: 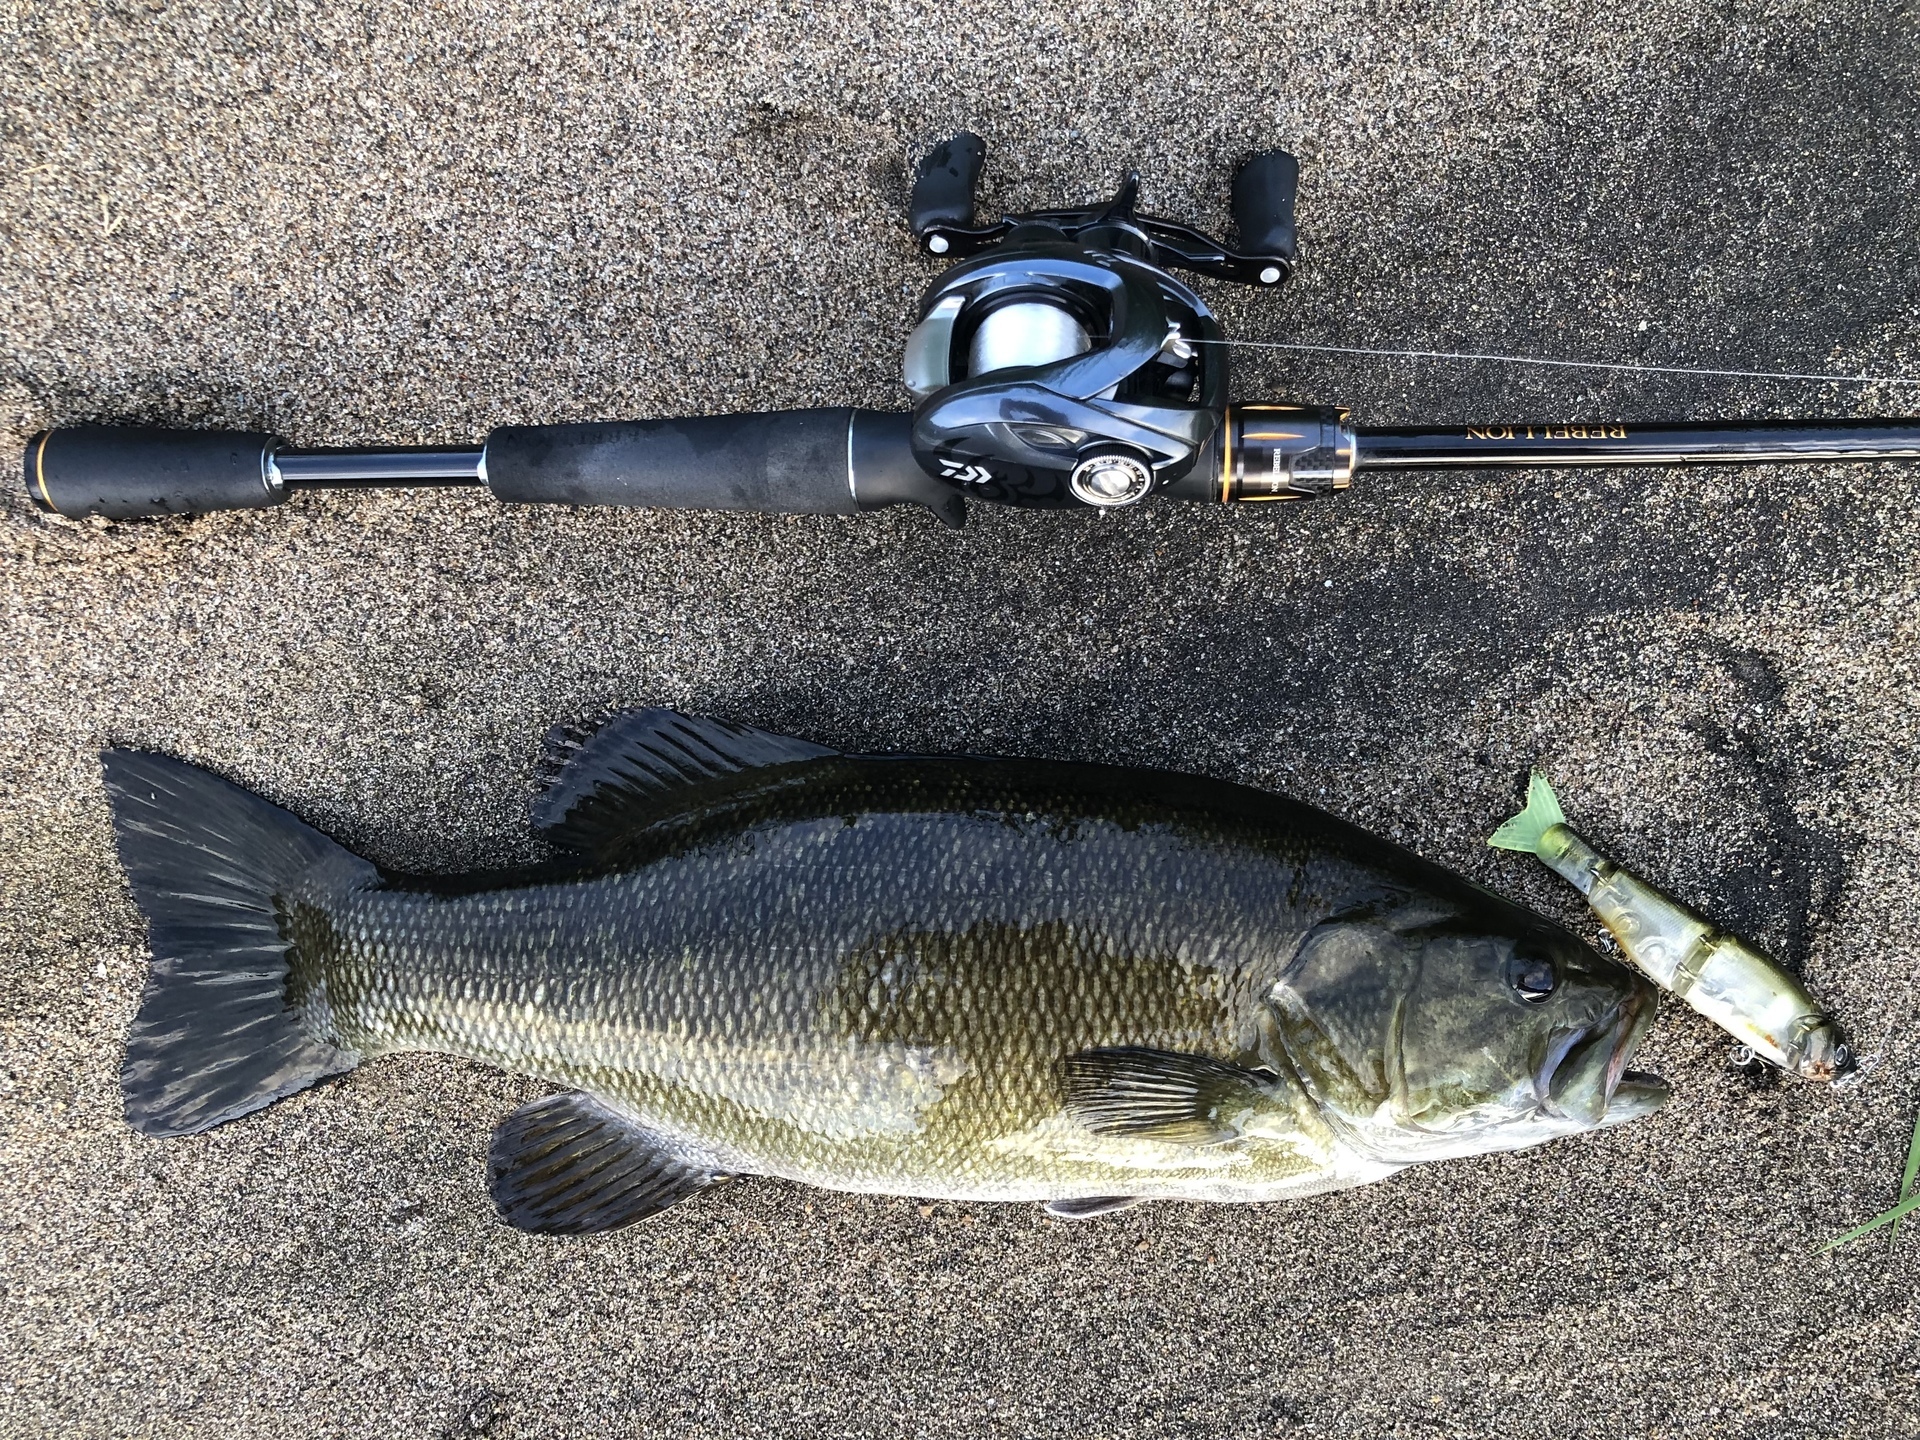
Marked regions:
[1491,773,1849,1081]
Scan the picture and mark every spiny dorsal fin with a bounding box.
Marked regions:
[1061,1047,1286,1146]
[534,708,837,855]
[487,1092,730,1235]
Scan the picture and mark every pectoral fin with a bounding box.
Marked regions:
[1061,1047,1289,1146]
[488,1092,730,1235]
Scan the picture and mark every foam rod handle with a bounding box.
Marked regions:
[25,426,284,519]
[1231,149,1300,262]
[483,408,867,516]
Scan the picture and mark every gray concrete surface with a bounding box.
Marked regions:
[4,2,1919,1436]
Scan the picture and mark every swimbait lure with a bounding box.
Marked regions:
[1490,771,1849,1082]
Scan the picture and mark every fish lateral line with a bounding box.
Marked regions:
[99,711,1679,1235]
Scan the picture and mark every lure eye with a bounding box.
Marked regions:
[1507,950,1559,1004]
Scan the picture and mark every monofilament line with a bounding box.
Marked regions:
[1200,338,1920,387]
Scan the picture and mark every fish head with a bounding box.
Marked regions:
[1272,909,1668,1163]
[1405,920,1663,1128]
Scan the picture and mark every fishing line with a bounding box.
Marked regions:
[1199,338,1920,388]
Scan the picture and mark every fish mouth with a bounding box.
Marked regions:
[1535,987,1666,1127]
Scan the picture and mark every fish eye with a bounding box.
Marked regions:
[1505,949,1559,1004]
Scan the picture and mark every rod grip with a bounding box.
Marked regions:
[24,426,283,519]
[483,408,964,525]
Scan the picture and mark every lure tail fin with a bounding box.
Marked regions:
[1488,770,1568,855]
[102,751,378,1137]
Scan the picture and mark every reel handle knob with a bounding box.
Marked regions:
[1231,149,1300,270]
[910,132,986,245]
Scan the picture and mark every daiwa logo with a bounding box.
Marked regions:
[938,459,996,486]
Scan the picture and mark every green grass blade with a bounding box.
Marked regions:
[1894,1100,1920,1244]
[1821,1189,1920,1252]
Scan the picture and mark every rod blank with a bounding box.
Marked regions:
[1354,418,1920,470]
[271,448,485,486]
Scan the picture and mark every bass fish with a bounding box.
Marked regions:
[1490,771,1850,1081]
[109,710,1668,1235]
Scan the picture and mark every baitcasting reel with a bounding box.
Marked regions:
[22,135,1920,527]
[901,134,1293,509]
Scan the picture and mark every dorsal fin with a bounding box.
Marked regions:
[534,708,837,855]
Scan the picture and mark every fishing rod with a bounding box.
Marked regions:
[24,134,1920,528]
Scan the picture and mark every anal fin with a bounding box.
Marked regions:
[1044,1196,1145,1220]
[488,1092,729,1235]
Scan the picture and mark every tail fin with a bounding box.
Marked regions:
[1488,770,1568,855]
[102,751,378,1137]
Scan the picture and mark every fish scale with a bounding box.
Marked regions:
[104,712,1666,1231]
[313,809,1295,1196]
